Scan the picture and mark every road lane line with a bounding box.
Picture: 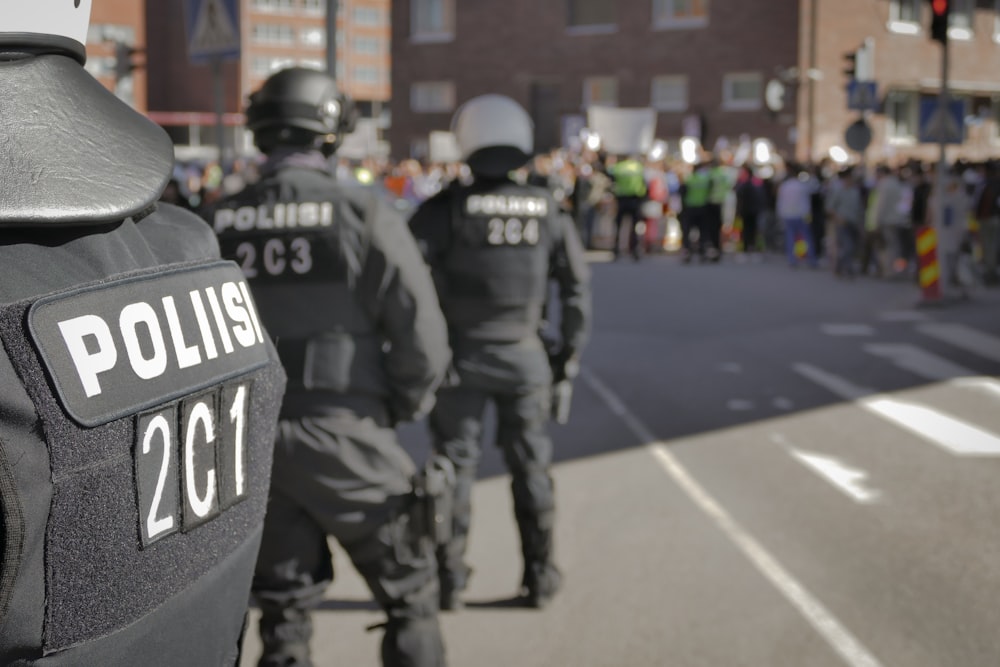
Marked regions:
[794,363,1000,456]
[821,324,876,337]
[580,368,884,667]
[917,323,1000,363]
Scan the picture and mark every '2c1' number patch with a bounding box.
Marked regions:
[134,379,252,547]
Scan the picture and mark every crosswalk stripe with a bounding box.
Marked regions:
[863,343,976,382]
[864,397,1000,456]
[917,323,1000,364]
[793,363,1000,456]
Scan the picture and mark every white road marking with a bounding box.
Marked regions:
[952,377,1000,398]
[580,368,884,667]
[773,434,881,504]
[773,397,795,410]
[726,399,755,411]
[864,343,976,382]
[794,363,1000,456]
[918,323,1000,364]
[821,324,876,337]
[879,311,930,323]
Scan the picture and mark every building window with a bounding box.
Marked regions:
[651,75,688,111]
[722,72,762,111]
[995,0,1000,42]
[411,81,456,113]
[252,56,297,77]
[885,90,918,143]
[888,0,921,34]
[353,65,382,85]
[353,35,382,54]
[568,0,616,33]
[300,26,325,48]
[583,76,618,107]
[949,0,974,39]
[251,23,295,45]
[87,23,136,44]
[353,6,384,26]
[652,0,708,29]
[250,0,296,14]
[411,0,455,42]
[302,0,324,14]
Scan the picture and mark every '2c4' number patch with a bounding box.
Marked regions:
[486,217,540,246]
[134,380,252,547]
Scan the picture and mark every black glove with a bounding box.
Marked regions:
[548,347,578,383]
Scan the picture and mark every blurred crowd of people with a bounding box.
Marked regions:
[161,146,1000,292]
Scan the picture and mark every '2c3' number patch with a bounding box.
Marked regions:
[134,380,252,547]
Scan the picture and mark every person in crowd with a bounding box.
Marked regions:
[776,165,818,268]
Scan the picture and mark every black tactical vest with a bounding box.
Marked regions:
[211,167,388,416]
[442,182,554,342]
[0,210,286,666]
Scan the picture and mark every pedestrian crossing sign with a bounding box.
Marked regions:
[184,0,241,64]
[918,98,965,145]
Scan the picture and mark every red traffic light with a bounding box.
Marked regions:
[932,0,948,15]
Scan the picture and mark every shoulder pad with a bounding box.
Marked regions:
[0,55,173,227]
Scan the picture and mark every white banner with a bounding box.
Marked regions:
[429,131,461,164]
[586,106,657,156]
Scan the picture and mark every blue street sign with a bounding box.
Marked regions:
[184,0,241,64]
[919,98,965,145]
[846,80,879,111]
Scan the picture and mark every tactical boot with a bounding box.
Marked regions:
[520,563,562,609]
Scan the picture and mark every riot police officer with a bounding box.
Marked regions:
[0,3,287,665]
[408,94,592,610]
[204,67,451,667]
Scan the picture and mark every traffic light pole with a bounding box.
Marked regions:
[326,0,338,81]
[934,36,951,296]
[212,55,228,172]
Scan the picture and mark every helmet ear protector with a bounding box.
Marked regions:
[0,0,94,63]
[246,67,357,155]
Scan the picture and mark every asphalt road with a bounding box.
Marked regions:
[242,250,1000,667]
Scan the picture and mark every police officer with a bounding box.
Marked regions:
[204,67,451,667]
[0,3,287,665]
[607,153,649,261]
[408,94,592,610]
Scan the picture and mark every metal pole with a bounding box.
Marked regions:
[326,0,339,80]
[934,37,950,295]
[212,55,228,171]
[807,0,817,161]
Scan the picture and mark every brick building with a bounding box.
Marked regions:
[390,0,1000,165]
[143,0,391,160]
[85,0,148,112]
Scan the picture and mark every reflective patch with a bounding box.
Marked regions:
[28,262,269,427]
[220,231,351,284]
[135,379,255,546]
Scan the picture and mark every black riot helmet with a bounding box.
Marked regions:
[245,67,357,156]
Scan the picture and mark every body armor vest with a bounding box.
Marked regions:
[0,209,286,666]
[442,182,555,342]
[212,168,388,415]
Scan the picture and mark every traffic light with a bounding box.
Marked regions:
[843,49,858,81]
[113,41,143,82]
[930,0,949,44]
